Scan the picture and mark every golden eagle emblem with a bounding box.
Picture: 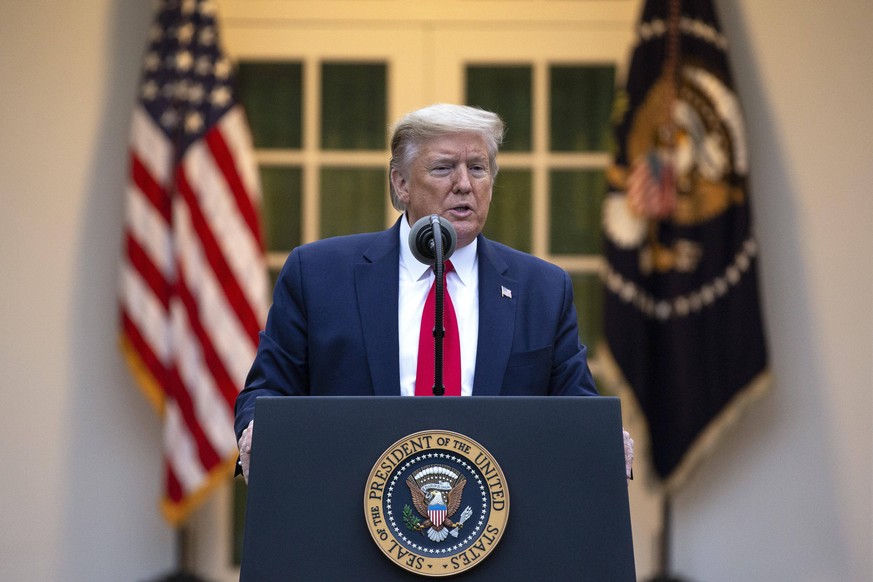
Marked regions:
[405,465,472,542]
[605,67,748,276]
[364,430,509,576]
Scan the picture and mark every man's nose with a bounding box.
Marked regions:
[453,167,472,193]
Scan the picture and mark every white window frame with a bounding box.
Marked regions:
[188,3,640,579]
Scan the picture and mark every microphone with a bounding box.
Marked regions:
[408,215,457,265]
[408,215,457,396]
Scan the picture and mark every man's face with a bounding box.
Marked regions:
[392,132,493,249]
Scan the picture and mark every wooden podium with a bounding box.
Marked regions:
[240,396,635,580]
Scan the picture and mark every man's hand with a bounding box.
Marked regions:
[238,420,254,484]
[623,429,634,480]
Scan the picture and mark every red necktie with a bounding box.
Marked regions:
[415,260,461,396]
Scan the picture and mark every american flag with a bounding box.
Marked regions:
[119,0,268,524]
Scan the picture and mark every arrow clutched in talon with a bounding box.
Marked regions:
[449,506,473,538]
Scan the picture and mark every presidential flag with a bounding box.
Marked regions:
[602,0,769,489]
[119,0,268,524]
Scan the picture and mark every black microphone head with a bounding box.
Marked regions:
[408,215,457,265]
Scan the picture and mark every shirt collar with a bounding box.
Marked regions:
[399,214,478,285]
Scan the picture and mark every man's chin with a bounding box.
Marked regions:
[452,225,481,248]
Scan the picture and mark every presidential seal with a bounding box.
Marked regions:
[364,430,509,577]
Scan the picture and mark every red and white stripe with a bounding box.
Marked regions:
[429,508,447,527]
[120,104,268,523]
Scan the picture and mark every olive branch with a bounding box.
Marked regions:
[402,505,421,531]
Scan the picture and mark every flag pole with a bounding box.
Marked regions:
[647,493,687,582]
[151,525,208,582]
[648,5,687,581]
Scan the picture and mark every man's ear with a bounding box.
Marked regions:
[390,168,409,206]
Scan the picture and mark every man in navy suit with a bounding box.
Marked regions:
[235,104,622,481]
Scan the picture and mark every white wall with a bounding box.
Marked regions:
[670,1,873,580]
[0,1,870,581]
[0,1,174,580]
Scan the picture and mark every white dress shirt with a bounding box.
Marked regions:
[398,216,479,396]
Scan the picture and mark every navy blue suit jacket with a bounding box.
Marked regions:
[234,219,597,438]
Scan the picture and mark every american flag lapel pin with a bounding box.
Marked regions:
[501,286,512,299]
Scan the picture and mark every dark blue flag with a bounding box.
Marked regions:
[603,0,770,487]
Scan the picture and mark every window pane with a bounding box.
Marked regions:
[269,268,281,296]
[321,63,387,150]
[549,170,604,255]
[320,168,386,237]
[571,273,603,358]
[482,170,532,253]
[237,62,302,149]
[549,65,615,152]
[466,66,532,151]
[261,166,302,252]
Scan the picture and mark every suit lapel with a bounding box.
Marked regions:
[356,221,402,396]
[354,228,516,396]
[473,237,516,396]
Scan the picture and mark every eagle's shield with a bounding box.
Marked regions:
[428,503,447,528]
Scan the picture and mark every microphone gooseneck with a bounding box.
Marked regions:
[408,215,457,396]
[431,215,446,396]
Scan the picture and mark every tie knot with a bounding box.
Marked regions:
[444,260,455,274]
